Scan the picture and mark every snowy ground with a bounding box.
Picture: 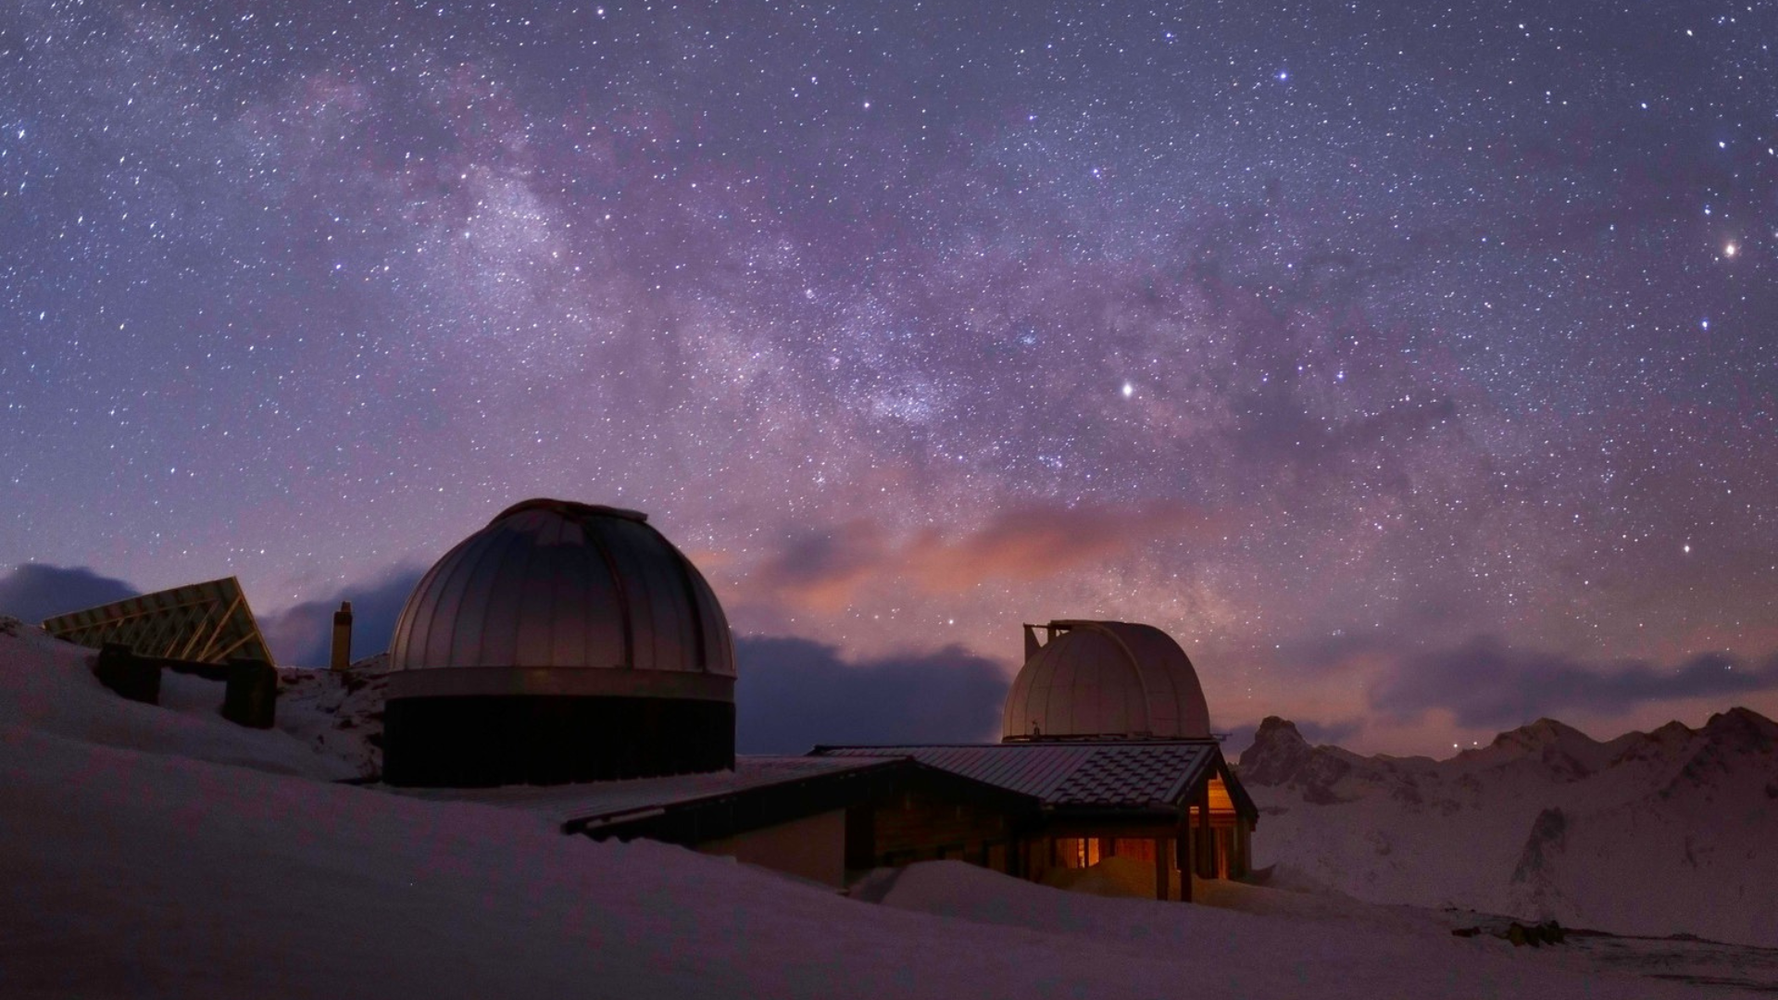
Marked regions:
[273,654,389,780]
[2,618,1773,998]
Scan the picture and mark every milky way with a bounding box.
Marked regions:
[2,0,1775,751]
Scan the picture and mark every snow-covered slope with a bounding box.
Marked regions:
[0,620,1749,997]
[1239,712,1778,946]
[0,616,354,781]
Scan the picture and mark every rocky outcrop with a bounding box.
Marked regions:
[1510,807,1567,884]
[1236,716,1360,803]
[1236,717,1314,785]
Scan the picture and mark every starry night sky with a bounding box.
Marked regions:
[3,0,1775,753]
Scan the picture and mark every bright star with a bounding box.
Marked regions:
[1121,382,1134,398]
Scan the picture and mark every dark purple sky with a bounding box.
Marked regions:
[2,0,1774,753]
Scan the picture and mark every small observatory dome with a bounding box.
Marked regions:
[1002,620,1211,741]
[382,498,735,786]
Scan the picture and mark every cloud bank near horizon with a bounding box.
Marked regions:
[735,635,1009,752]
[1369,635,1778,730]
[256,567,428,668]
[0,564,138,624]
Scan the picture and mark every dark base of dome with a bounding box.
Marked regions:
[381,695,735,787]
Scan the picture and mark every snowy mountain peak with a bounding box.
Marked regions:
[1235,717,1309,783]
[1235,717,1363,802]
[1647,719,1694,742]
[1246,706,1778,946]
[1251,715,1308,748]
[1452,717,1613,780]
[1701,706,1778,750]
[1488,717,1594,752]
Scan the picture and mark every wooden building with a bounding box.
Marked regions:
[805,620,1261,899]
[549,756,1038,888]
[530,739,1257,902]
[812,739,1257,901]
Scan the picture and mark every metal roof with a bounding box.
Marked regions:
[387,498,734,700]
[395,755,889,827]
[812,741,1222,809]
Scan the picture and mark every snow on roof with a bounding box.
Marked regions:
[391,755,892,828]
[813,741,1221,808]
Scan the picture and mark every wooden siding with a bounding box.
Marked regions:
[698,810,848,887]
[859,788,1015,872]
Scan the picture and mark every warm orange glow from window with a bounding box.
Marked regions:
[1208,776,1235,811]
[1055,837,1102,868]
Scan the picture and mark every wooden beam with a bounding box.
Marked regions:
[1153,838,1168,901]
[1032,820,1187,840]
[180,606,223,660]
[1177,834,1192,902]
[192,592,243,660]
[208,629,259,663]
[1197,782,1213,878]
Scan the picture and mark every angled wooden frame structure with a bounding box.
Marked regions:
[42,576,275,667]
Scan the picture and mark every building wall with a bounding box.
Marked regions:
[383,695,735,786]
[1024,832,1184,900]
[696,809,847,887]
[866,788,1015,871]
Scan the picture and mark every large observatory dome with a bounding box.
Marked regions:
[1002,621,1211,741]
[382,498,735,786]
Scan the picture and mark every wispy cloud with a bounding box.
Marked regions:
[743,500,1213,615]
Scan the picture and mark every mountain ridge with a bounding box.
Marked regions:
[1237,708,1778,946]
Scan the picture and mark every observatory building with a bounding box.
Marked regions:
[380,498,1254,898]
[817,620,1257,896]
[1002,619,1212,740]
[382,499,736,786]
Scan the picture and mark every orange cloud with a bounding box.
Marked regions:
[736,501,1214,617]
[901,501,1212,592]
[746,519,891,614]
